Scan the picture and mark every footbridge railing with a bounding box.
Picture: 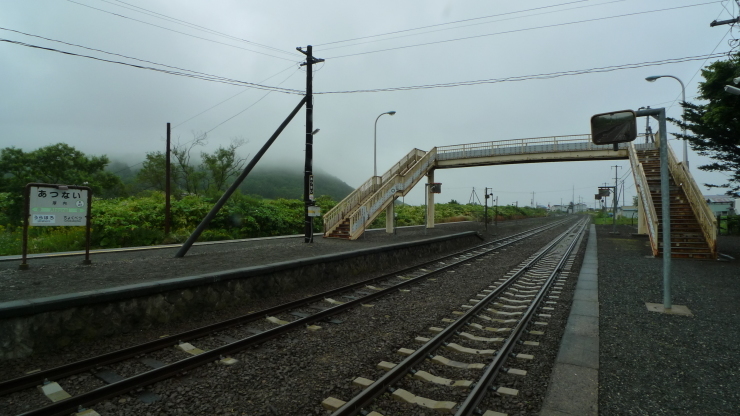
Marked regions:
[323,148,426,236]
[666,142,717,257]
[348,148,437,239]
[628,142,660,256]
[437,134,640,160]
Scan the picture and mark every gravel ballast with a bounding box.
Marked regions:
[0,217,579,416]
[598,225,740,416]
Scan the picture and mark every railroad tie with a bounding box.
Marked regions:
[38,381,71,402]
[468,322,512,333]
[391,388,457,413]
[73,409,101,416]
[265,316,290,325]
[175,342,205,355]
[444,343,496,356]
[412,371,473,389]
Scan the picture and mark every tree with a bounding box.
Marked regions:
[171,136,208,195]
[0,143,122,225]
[201,139,247,195]
[134,135,247,197]
[672,53,740,196]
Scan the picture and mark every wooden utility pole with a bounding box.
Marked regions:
[165,122,171,235]
[297,45,324,243]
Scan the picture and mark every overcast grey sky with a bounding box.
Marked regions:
[1,0,736,206]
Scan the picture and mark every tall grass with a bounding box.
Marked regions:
[0,226,87,256]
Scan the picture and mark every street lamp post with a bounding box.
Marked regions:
[646,75,688,168]
[374,111,397,180]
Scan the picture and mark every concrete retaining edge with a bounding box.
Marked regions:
[0,231,481,358]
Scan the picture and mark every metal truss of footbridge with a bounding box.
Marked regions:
[322,134,716,259]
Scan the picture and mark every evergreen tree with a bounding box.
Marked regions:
[672,53,740,195]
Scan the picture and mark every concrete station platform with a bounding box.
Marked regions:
[541,224,740,416]
[0,218,557,359]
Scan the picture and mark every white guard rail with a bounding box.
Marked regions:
[348,148,437,239]
[666,144,717,256]
[437,134,648,160]
[323,148,426,236]
[628,142,660,256]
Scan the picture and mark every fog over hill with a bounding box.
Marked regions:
[107,157,355,202]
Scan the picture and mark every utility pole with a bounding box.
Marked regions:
[165,122,171,236]
[611,165,622,233]
[484,187,489,231]
[494,196,498,227]
[710,2,740,27]
[531,191,535,208]
[297,45,325,243]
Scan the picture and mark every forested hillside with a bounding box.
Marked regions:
[238,166,354,202]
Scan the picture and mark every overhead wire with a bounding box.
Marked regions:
[324,1,722,59]
[110,64,302,175]
[92,0,293,56]
[173,63,299,129]
[0,36,303,94]
[197,66,302,138]
[66,0,295,61]
[664,7,734,114]
[321,0,626,52]
[317,0,600,50]
[315,52,727,95]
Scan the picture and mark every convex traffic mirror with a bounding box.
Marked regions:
[590,110,637,145]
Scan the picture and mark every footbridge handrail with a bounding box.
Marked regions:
[666,144,718,256]
[323,148,426,236]
[628,143,659,256]
[348,148,437,239]
[436,134,647,160]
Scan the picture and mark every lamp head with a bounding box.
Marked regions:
[645,75,662,82]
[387,111,396,116]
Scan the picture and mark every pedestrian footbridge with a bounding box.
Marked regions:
[322,134,716,259]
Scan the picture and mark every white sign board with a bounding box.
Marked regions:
[29,186,88,226]
[308,205,321,217]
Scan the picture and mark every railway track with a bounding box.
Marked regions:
[323,217,588,416]
[2,218,576,416]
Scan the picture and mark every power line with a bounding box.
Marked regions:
[66,0,295,62]
[198,67,302,137]
[110,66,302,176]
[321,0,626,52]
[1,27,301,91]
[665,24,733,113]
[325,1,721,59]
[92,0,293,56]
[316,0,593,49]
[316,52,726,95]
[0,36,303,94]
[173,63,299,129]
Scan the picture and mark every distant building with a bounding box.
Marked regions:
[704,195,735,216]
[550,204,568,212]
[620,205,638,219]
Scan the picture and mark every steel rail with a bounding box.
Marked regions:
[330,218,587,416]
[0,219,568,398]
[455,219,588,415]
[10,219,575,416]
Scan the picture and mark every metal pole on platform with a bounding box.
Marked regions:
[636,106,672,310]
[658,108,672,309]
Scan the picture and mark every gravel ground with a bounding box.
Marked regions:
[598,225,740,416]
[0,218,555,302]
[0,217,580,416]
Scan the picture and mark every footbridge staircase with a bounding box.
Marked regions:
[323,134,717,259]
[629,134,717,259]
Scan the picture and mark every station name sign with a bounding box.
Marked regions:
[29,185,89,226]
